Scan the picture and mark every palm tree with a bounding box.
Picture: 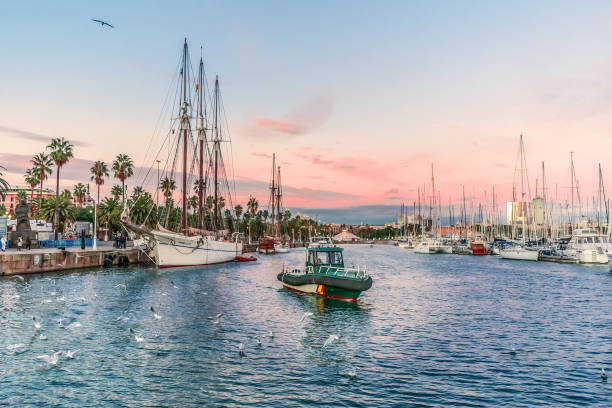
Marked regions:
[61,189,72,201]
[34,195,75,233]
[194,179,204,195]
[112,154,134,206]
[47,137,74,239]
[247,197,258,217]
[98,197,122,234]
[205,195,214,212]
[89,160,109,205]
[24,168,40,203]
[132,186,145,198]
[234,204,243,233]
[31,152,53,199]
[110,185,123,201]
[160,177,176,199]
[16,190,27,202]
[187,195,199,210]
[73,183,87,208]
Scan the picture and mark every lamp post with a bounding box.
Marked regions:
[93,204,97,249]
[248,194,252,245]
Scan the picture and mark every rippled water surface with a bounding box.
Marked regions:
[1,245,611,407]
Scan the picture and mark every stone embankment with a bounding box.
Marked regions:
[0,247,150,276]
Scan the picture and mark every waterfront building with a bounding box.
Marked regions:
[0,186,54,214]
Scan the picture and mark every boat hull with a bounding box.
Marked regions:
[151,231,242,268]
[569,249,609,264]
[280,282,362,302]
[277,271,371,302]
[499,248,539,261]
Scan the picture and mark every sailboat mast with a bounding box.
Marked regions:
[570,152,575,228]
[197,55,205,230]
[276,165,282,238]
[213,76,219,231]
[270,153,276,236]
[181,39,188,232]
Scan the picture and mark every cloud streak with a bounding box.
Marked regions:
[0,125,90,147]
[243,91,334,141]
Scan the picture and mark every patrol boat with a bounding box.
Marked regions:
[277,242,372,302]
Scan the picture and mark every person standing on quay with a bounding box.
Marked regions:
[25,236,31,250]
[17,236,23,251]
[1,235,6,252]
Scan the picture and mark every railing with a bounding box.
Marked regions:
[38,238,96,248]
[288,264,369,280]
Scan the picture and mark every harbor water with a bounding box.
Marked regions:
[1,245,611,407]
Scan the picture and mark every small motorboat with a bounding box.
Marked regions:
[275,243,290,253]
[277,242,372,302]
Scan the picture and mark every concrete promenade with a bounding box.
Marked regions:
[0,241,151,276]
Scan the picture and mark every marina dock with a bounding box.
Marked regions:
[0,245,150,276]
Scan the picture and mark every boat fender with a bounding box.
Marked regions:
[103,255,115,268]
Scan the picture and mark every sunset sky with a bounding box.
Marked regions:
[2,1,612,222]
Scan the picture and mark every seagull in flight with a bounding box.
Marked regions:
[37,350,62,365]
[129,328,144,343]
[91,19,114,28]
[323,334,339,347]
[150,307,161,320]
[300,312,313,322]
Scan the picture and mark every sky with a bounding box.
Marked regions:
[2,1,612,223]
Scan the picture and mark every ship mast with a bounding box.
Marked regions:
[180,39,189,232]
[213,75,220,232]
[276,165,282,239]
[196,53,206,230]
[270,153,276,236]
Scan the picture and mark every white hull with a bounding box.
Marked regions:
[415,241,452,254]
[275,244,290,253]
[499,248,539,261]
[563,249,608,264]
[150,230,242,268]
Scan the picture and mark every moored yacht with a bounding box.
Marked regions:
[559,228,608,264]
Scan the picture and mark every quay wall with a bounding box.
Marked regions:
[0,248,150,277]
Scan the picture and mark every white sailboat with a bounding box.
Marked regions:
[500,135,539,261]
[415,164,452,255]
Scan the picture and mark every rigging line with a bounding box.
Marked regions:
[136,54,183,184]
[218,91,237,204]
[138,128,174,191]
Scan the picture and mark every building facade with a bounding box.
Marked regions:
[0,186,54,214]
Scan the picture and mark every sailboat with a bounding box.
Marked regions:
[415,164,452,255]
[499,135,539,261]
[123,39,244,268]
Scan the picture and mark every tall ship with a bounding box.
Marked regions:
[124,39,243,267]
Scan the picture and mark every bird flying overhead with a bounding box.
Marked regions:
[91,19,114,28]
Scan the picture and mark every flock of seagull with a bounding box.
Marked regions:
[3,274,607,384]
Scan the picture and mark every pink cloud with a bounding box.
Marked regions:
[254,117,305,135]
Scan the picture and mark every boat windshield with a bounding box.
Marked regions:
[309,250,343,266]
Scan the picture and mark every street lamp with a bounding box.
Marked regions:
[248,194,252,245]
[90,206,97,250]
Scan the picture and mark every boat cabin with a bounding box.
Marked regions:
[305,246,344,268]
